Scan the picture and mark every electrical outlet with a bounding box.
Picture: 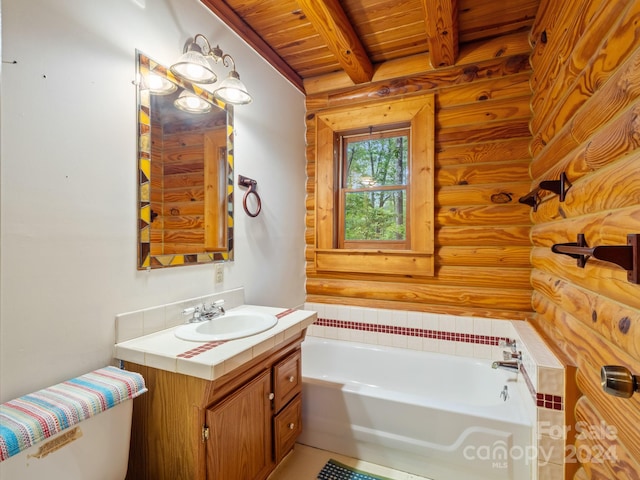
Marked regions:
[214,263,224,284]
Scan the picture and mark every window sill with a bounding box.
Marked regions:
[314,249,434,276]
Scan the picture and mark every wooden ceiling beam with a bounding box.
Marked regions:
[305,52,531,111]
[422,0,459,67]
[200,0,305,92]
[295,0,374,84]
[304,30,531,95]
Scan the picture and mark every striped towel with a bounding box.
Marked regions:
[0,366,147,462]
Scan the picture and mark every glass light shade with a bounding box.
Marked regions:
[170,50,217,84]
[147,74,177,95]
[174,91,212,114]
[214,71,252,105]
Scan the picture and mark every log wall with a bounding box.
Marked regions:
[302,0,640,476]
[528,0,640,477]
[304,32,535,320]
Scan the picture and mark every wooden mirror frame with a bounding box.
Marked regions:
[136,51,234,269]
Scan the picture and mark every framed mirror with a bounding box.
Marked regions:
[136,51,234,269]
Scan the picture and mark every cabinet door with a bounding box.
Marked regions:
[206,370,273,480]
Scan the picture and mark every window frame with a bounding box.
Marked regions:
[314,93,435,277]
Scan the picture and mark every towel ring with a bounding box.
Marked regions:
[243,186,261,217]
[238,175,262,217]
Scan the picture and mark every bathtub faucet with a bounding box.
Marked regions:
[499,339,522,362]
[492,360,520,373]
[502,350,522,361]
[499,339,518,353]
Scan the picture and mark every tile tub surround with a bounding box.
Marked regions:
[304,302,566,480]
[512,321,568,480]
[114,301,317,381]
[304,303,515,359]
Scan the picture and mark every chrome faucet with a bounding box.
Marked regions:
[502,350,522,361]
[183,306,203,323]
[492,360,520,373]
[499,339,517,352]
[182,300,225,323]
[202,300,225,320]
[499,338,522,362]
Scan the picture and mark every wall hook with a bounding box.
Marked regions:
[519,172,571,211]
[237,174,261,217]
[551,233,640,284]
[518,190,540,211]
[540,172,571,201]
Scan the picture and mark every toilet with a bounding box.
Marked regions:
[0,366,146,480]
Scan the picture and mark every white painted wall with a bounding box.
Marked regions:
[0,0,306,401]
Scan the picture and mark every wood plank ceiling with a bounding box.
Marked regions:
[200,0,540,93]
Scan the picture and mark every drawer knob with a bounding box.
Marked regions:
[268,392,275,400]
[288,376,295,383]
[288,422,295,430]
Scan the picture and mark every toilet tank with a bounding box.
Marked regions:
[0,366,146,480]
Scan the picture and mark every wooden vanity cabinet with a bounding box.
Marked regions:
[124,332,305,480]
[206,370,273,480]
[205,349,302,479]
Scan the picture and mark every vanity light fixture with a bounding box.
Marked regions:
[174,90,212,114]
[147,73,177,95]
[170,33,253,105]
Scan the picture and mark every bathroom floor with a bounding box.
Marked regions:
[268,443,433,480]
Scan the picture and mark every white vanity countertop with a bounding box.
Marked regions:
[115,305,317,381]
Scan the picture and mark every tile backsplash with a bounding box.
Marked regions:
[115,287,245,343]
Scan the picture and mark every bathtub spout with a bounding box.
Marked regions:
[492,360,520,373]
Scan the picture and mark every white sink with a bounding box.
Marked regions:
[174,311,278,342]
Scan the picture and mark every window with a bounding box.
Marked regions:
[339,127,410,249]
[314,94,435,277]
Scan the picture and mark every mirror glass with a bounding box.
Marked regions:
[136,51,234,269]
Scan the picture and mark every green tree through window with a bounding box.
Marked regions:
[340,129,409,247]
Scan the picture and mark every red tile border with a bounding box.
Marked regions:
[177,341,226,358]
[314,316,564,411]
[277,308,297,319]
[314,317,510,345]
[536,392,563,411]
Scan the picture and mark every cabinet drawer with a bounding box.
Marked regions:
[273,349,301,412]
[274,395,302,462]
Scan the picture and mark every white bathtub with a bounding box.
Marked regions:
[298,337,533,480]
